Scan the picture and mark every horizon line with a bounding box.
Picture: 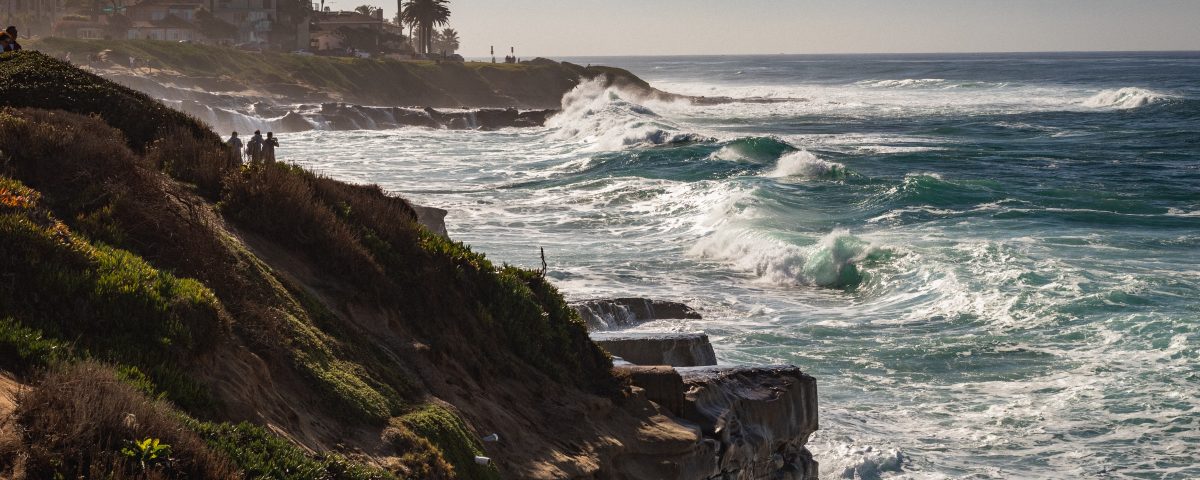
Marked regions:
[463,48,1200,59]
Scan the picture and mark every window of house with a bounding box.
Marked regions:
[151,11,165,20]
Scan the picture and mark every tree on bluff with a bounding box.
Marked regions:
[400,0,449,55]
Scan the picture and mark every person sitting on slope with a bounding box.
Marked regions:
[1,27,21,52]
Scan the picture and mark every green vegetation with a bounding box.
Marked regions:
[4,361,240,479]
[190,421,397,479]
[26,38,654,108]
[394,404,498,480]
[121,437,173,471]
[0,50,624,478]
[0,49,215,151]
[0,174,223,410]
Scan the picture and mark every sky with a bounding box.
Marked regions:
[323,0,1200,57]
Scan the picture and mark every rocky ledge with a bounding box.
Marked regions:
[612,363,819,479]
[591,332,717,368]
[581,297,819,479]
[573,297,702,330]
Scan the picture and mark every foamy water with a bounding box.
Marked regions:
[253,52,1200,479]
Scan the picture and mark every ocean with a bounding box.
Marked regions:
[277,52,1200,479]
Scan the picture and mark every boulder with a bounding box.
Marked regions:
[573,298,702,331]
[410,204,448,238]
[278,111,314,132]
[678,365,819,480]
[590,332,716,367]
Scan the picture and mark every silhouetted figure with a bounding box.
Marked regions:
[246,130,264,163]
[227,131,244,165]
[263,132,278,163]
[0,26,21,52]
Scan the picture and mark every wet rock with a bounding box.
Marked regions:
[278,111,314,132]
[678,365,819,480]
[573,298,702,331]
[590,332,717,367]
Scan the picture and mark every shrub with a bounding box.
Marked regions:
[0,317,70,374]
[1,361,238,479]
[220,163,391,293]
[189,420,396,479]
[0,175,226,410]
[0,51,215,152]
[146,124,240,199]
[394,404,497,480]
[381,419,455,479]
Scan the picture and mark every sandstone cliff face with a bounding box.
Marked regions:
[579,298,820,479]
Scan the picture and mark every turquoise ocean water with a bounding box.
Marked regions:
[282,52,1200,479]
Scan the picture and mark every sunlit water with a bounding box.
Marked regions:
[272,52,1200,479]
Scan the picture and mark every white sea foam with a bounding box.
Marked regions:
[691,226,878,288]
[855,78,947,89]
[766,150,847,179]
[546,77,708,151]
[816,442,906,479]
[1081,87,1168,109]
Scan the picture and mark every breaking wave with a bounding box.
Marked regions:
[691,227,882,289]
[766,150,847,179]
[546,77,711,150]
[1082,87,1169,109]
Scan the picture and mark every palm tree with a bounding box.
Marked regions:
[437,27,459,54]
[400,0,450,55]
[354,4,380,16]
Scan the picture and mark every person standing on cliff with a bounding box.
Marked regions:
[263,132,279,163]
[246,130,264,164]
[227,131,244,165]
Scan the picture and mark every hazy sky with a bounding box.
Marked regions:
[324,0,1200,57]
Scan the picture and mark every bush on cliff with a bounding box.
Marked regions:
[221,162,616,394]
[0,51,214,152]
[391,404,498,480]
[0,51,623,478]
[0,361,239,479]
[0,174,225,410]
[1,107,414,425]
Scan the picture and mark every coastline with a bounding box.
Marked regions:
[0,49,820,479]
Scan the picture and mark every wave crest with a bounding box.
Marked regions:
[691,227,881,289]
[856,78,947,89]
[547,78,708,150]
[767,150,847,179]
[1082,87,1167,109]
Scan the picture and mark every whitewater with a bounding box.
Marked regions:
[267,52,1200,479]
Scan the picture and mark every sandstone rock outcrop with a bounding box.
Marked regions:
[591,332,717,368]
[573,297,702,330]
[679,365,819,480]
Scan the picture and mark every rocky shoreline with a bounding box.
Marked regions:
[415,191,821,479]
[573,297,819,479]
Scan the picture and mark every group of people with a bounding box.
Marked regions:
[226,130,279,164]
[1,26,22,52]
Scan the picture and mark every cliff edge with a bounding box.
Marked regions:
[0,50,817,479]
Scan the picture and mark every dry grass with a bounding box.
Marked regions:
[0,361,238,479]
[221,162,393,294]
[146,124,240,199]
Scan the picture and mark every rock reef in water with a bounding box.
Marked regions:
[573,297,703,330]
